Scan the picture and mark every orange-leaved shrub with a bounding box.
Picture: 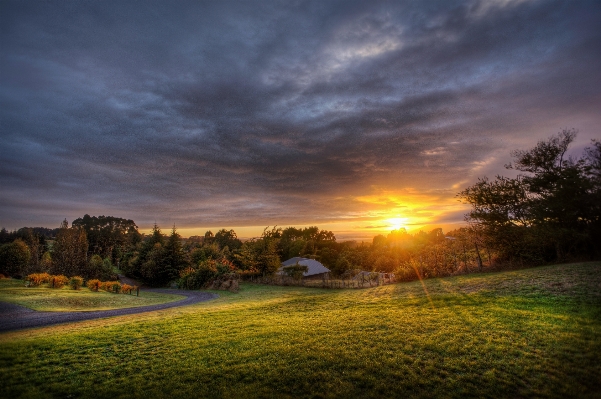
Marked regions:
[121,283,133,294]
[102,281,121,293]
[26,273,51,286]
[48,275,69,288]
[68,276,84,290]
[86,279,101,291]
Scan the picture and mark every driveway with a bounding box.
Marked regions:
[0,289,218,333]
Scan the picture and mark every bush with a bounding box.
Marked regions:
[69,276,84,290]
[121,283,133,294]
[101,281,121,293]
[25,273,51,286]
[48,275,69,288]
[177,262,217,290]
[86,279,101,291]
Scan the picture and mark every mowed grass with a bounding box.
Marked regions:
[0,280,184,311]
[1,262,600,398]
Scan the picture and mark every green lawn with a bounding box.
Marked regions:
[1,262,600,398]
[0,279,184,311]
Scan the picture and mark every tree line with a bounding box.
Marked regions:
[1,129,598,286]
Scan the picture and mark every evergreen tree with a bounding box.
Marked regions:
[162,226,189,283]
[51,219,89,277]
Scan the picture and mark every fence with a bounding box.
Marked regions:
[246,273,396,289]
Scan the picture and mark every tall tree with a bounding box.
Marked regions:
[51,219,89,277]
[162,226,189,283]
[460,130,600,263]
[72,214,140,263]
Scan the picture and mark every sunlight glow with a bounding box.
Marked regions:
[386,217,409,231]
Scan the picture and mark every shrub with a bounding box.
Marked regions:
[101,281,122,293]
[48,275,69,288]
[25,273,51,286]
[86,279,101,291]
[111,281,122,293]
[69,276,84,290]
[282,264,308,281]
[121,283,133,294]
[177,261,217,290]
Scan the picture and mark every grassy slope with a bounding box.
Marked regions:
[0,280,184,311]
[1,262,600,398]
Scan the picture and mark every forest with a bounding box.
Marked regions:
[1,130,599,287]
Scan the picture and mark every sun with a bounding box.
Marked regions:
[386,217,409,231]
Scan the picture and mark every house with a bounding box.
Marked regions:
[279,257,330,280]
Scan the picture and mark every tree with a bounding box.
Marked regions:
[0,239,31,278]
[129,223,166,285]
[87,254,115,280]
[460,129,600,263]
[162,226,189,283]
[203,230,215,245]
[72,214,140,264]
[51,220,89,277]
[235,228,282,276]
[214,229,242,251]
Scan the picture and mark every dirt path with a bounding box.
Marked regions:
[0,289,218,333]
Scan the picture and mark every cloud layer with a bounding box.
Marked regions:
[1,0,600,237]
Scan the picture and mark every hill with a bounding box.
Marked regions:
[1,262,600,398]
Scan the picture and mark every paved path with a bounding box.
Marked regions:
[0,289,218,333]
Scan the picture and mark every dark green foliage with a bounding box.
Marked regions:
[0,239,31,278]
[68,276,83,290]
[72,214,141,264]
[460,130,601,264]
[0,227,57,245]
[281,264,308,280]
[50,220,89,277]
[214,229,242,251]
[331,254,353,277]
[161,227,189,282]
[87,255,116,281]
[177,258,236,289]
[190,243,221,264]
[278,226,337,261]
[127,224,190,287]
[235,228,282,276]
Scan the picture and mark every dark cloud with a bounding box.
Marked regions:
[1,0,600,234]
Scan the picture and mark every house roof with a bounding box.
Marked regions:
[281,257,306,267]
[279,257,330,277]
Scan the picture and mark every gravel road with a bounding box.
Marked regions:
[0,289,218,333]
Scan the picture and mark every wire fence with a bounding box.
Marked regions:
[245,273,396,289]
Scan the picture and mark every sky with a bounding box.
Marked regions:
[1,0,600,240]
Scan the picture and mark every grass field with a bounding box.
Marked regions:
[1,262,600,398]
[0,279,184,311]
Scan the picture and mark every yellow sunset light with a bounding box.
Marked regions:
[386,217,409,231]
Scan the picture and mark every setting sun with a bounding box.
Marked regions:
[386,217,409,231]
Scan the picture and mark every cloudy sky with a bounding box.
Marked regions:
[1,0,600,240]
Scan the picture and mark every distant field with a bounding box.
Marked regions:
[0,279,184,311]
[1,262,600,398]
